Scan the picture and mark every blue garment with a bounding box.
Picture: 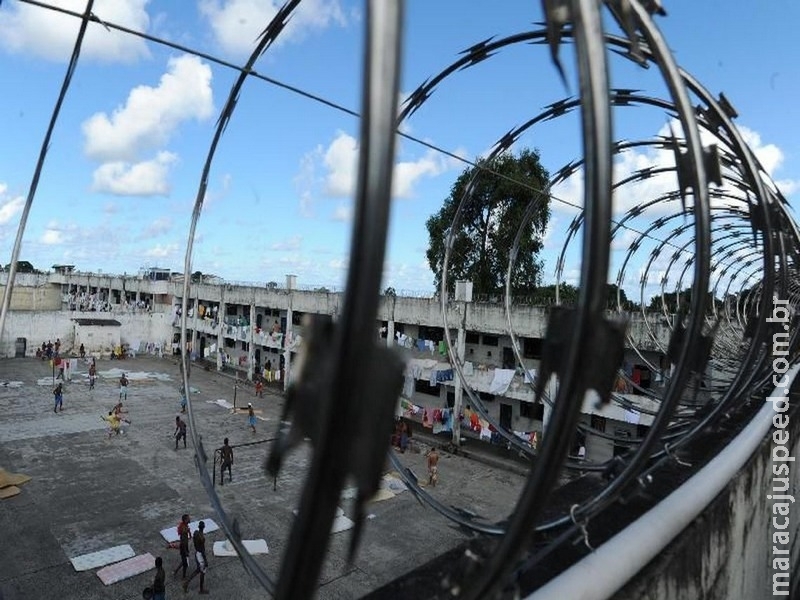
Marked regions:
[435,369,454,382]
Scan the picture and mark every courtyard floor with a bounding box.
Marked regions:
[0,355,528,599]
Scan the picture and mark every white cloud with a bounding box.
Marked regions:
[91,152,178,196]
[611,228,639,252]
[736,125,799,197]
[774,179,799,196]
[294,151,318,218]
[331,203,352,222]
[0,187,24,225]
[738,126,783,176]
[328,258,347,271]
[139,217,173,239]
[199,0,347,57]
[271,235,302,251]
[393,152,452,198]
[320,131,456,200]
[323,133,357,197]
[144,243,179,258]
[41,228,64,245]
[542,217,558,249]
[551,121,799,218]
[82,54,214,162]
[0,0,150,63]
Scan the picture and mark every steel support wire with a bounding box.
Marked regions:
[177,1,304,594]
[459,2,615,597]
[0,0,94,347]
[267,3,405,598]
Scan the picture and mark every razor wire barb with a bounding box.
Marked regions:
[2,0,799,598]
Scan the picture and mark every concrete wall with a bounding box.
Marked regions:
[615,405,800,600]
[0,310,174,358]
[0,276,62,311]
[74,323,120,355]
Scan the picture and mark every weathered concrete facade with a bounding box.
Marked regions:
[1,271,683,459]
[615,406,800,600]
[0,273,62,311]
[0,310,174,358]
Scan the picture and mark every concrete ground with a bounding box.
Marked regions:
[0,355,528,599]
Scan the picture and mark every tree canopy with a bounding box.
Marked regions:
[647,287,722,313]
[3,260,39,273]
[425,149,551,295]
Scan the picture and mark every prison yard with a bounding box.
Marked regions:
[0,354,529,600]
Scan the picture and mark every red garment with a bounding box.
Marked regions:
[469,412,480,431]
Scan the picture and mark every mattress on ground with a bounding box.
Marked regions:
[212,539,269,557]
[0,485,20,499]
[96,552,155,585]
[160,518,219,543]
[0,469,32,488]
[369,488,395,503]
[332,515,354,534]
[292,508,352,533]
[70,544,135,572]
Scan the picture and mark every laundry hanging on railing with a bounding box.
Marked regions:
[489,369,516,395]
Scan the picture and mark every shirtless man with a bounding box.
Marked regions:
[427,447,440,487]
[174,416,187,450]
[220,438,234,485]
[119,373,129,400]
[183,520,209,594]
[88,362,97,390]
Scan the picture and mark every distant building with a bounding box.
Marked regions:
[52,265,76,274]
[0,268,690,463]
[141,267,171,281]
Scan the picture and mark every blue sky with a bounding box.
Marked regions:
[0,0,797,297]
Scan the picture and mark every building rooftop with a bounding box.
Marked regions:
[72,319,122,327]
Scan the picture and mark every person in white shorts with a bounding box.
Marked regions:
[183,520,209,594]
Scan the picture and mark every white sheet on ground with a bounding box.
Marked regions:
[70,544,135,572]
[96,552,155,585]
[213,539,269,557]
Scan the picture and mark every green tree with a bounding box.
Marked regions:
[4,260,39,273]
[527,283,578,306]
[606,283,640,311]
[646,287,720,313]
[425,149,551,295]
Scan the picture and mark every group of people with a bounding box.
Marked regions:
[102,401,130,437]
[171,514,210,595]
[391,418,440,486]
[36,339,61,361]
